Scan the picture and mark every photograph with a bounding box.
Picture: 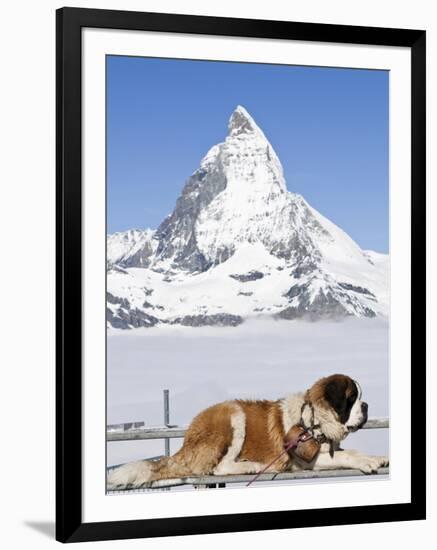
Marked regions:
[0,0,429,544]
[105,56,390,493]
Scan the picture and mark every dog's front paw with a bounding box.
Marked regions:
[376,455,389,468]
[356,455,389,474]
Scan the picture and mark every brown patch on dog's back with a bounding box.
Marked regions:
[179,401,236,474]
[237,400,289,469]
[152,401,237,479]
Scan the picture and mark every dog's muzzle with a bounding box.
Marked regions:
[347,401,368,432]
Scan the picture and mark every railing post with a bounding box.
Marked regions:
[163,389,170,457]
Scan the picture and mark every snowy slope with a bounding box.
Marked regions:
[106,106,389,328]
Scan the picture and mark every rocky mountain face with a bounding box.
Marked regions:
[107,106,389,329]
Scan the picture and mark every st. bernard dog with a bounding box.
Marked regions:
[107,374,388,489]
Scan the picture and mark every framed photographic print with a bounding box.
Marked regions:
[56,7,426,543]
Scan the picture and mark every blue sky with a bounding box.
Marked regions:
[107,56,388,253]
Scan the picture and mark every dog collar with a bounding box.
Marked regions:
[300,399,328,445]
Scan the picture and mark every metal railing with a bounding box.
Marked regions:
[107,416,389,442]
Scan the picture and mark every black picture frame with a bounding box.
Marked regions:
[56,7,426,543]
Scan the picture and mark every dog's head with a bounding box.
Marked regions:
[306,374,368,442]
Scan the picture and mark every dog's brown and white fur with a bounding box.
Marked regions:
[107,374,388,489]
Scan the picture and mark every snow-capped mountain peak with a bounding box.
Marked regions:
[152,105,290,271]
[106,106,389,328]
[228,105,263,137]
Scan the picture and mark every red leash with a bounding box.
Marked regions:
[246,430,312,487]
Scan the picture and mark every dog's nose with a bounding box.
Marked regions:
[361,402,368,414]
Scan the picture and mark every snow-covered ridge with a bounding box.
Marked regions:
[107,228,157,268]
[107,106,389,329]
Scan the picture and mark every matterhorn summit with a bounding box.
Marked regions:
[153,105,288,272]
[107,106,389,329]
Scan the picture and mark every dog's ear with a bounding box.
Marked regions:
[324,377,348,417]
